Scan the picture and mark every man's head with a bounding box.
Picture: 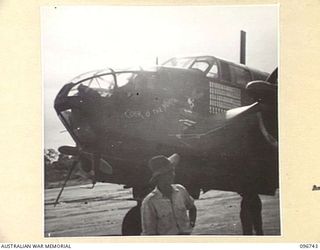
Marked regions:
[148,153,180,188]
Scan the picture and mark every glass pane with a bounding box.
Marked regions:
[68,74,115,97]
[207,64,218,78]
[191,61,210,72]
[163,58,193,68]
[117,73,135,87]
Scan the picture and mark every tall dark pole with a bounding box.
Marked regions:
[240,30,246,65]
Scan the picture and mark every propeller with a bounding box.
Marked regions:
[53,145,113,206]
[206,68,278,144]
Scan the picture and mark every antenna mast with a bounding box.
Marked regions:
[240,30,246,65]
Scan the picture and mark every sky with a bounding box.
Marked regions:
[42,5,278,150]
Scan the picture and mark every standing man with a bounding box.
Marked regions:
[141,153,197,235]
[239,191,264,235]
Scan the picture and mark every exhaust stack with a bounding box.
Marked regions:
[240,30,246,65]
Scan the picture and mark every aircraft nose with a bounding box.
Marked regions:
[54,83,105,145]
[54,83,81,112]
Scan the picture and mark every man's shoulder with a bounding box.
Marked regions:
[142,189,159,204]
[173,184,193,200]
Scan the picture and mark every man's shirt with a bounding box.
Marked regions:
[141,184,195,235]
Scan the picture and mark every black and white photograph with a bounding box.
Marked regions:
[42,5,279,237]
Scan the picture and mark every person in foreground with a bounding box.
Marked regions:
[141,153,197,235]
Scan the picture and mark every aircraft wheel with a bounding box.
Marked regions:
[121,204,142,236]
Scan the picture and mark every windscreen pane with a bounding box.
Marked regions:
[207,64,218,78]
[191,61,210,72]
[163,58,193,68]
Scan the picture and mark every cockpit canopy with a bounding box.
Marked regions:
[67,67,159,99]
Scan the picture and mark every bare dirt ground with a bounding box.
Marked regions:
[44,183,280,237]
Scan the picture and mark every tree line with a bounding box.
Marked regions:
[44,148,88,189]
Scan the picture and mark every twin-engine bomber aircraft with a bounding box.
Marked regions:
[53,55,278,234]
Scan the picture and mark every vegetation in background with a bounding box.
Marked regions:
[44,148,90,189]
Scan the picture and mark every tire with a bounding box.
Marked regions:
[121,204,142,236]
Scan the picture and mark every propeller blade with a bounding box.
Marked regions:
[225,102,260,120]
[200,102,261,139]
[58,146,79,156]
[53,159,78,207]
